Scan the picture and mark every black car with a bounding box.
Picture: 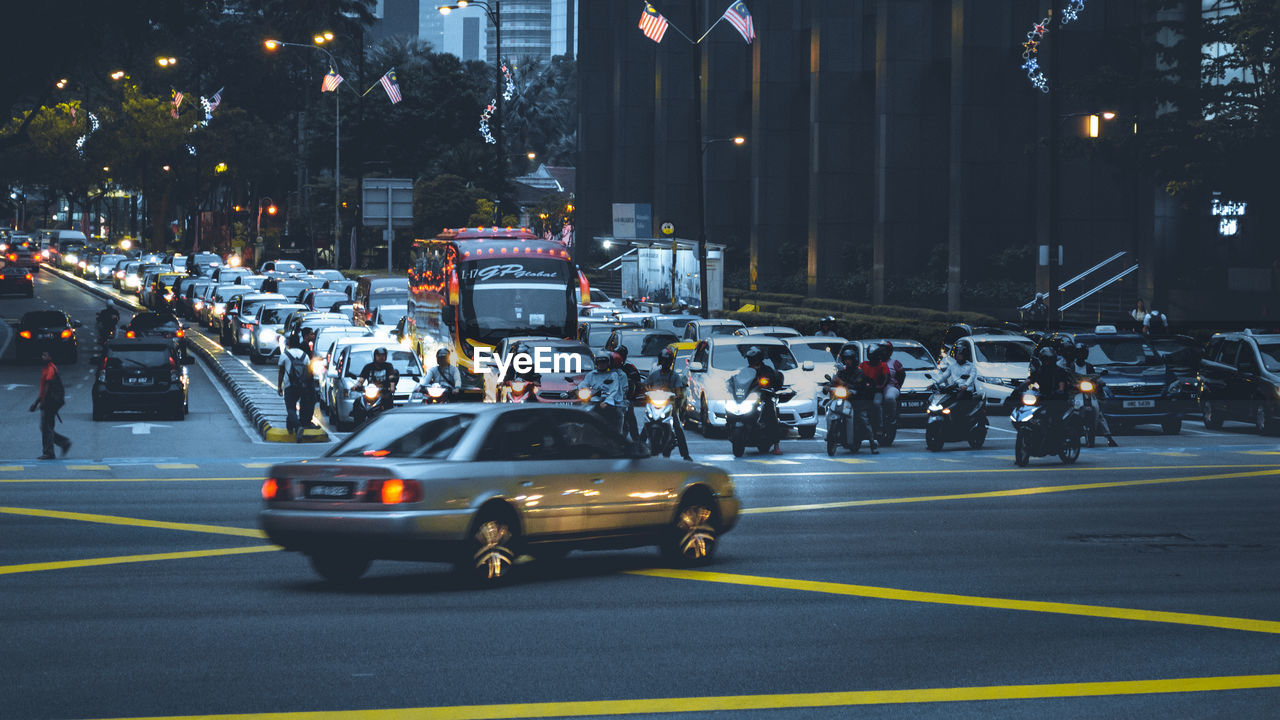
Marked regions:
[1198,330,1280,434]
[1051,330,1184,434]
[14,310,79,363]
[0,264,34,297]
[92,338,191,420]
[121,311,189,361]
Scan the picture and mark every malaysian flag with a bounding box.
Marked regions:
[723,1,755,44]
[321,70,344,93]
[379,68,402,104]
[639,2,669,43]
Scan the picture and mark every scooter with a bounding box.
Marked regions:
[577,387,621,428]
[822,377,875,455]
[502,376,538,403]
[640,388,679,457]
[1075,375,1100,448]
[352,381,394,426]
[725,369,795,458]
[923,374,988,451]
[411,382,453,404]
[1010,385,1082,466]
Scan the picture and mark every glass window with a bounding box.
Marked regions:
[789,342,841,364]
[972,340,1034,364]
[481,411,562,461]
[376,306,408,325]
[1081,339,1159,367]
[1256,343,1280,373]
[22,311,67,326]
[552,410,628,459]
[711,343,800,372]
[1218,340,1240,365]
[344,348,423,378]
[693,343,709,366]
[888,346,936,370]
[106,347,172,369]
[329,413,471,459]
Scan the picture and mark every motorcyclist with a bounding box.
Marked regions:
[935,343,978,414]
[96,302,120,345]
[859,344,891,439]
[616,345,644,442]
[1028,344,1070,437]
[879,341,905,434]
[1070,341,1117,447]
[745,346,786,455]
[815,316,839,338]
[355,347,400,420]
[577,351,628,434]
[419,348,463,401]
[643,347,692,461]
[833,346,877,453]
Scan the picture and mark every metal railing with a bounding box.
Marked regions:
[1059,263,1139,312]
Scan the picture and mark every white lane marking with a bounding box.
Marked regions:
[111,423,170,435]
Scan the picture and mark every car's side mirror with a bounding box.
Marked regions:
[688,361,705,373]
[960,373,971,380]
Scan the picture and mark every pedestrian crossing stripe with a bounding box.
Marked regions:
[66,465,109,471]
[0,466,23,471]
[1151,452,1195,457]
[830,458,870,464]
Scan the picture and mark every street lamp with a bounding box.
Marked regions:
[438,1,505,190]
[265,35,344,268]
[156,56,177,67]
[696,136,747,316]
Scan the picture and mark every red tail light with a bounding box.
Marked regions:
[125,331,136,339]
[24,273,32,280]
[60,329,73,339]
[261,477,292,500]
[19,330,31,339]
[367,478,422,504]
[175,329,185,338]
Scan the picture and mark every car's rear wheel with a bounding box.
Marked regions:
[92,403,109,421]
[661,497,718,566]
[310,552,370,585]
[1202,399,1223,429]
[458,508,518,586]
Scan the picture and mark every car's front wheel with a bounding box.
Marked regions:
[309,552,370,585]
[1202,398,1223,429]
[1254,402,1273,435]
[661,498,718,566]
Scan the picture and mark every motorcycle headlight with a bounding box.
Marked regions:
[577,388,592,401]
[212,303,225,315]
[363,385,380,400]
[511,380,528,393]
[831,386,849,400]
[310,358,326,376]
[427,386,446,398]
[1021,394,1038,406]
[646,390,674,408]
[1079,380,1095,393]
[928,403,944,413]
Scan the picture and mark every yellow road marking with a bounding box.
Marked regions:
[1241,450,1280,456]
[155,463,198,469]
[66,464,110,471]
[0,465,23,471]
[0,476,258,483]
[741,468,1280,515]
[829,458,870,464]
[630,568,1280,636]
[730,462,1279,478]
[0,506,267,538]
[81,674,1280,719]
[242,462,273,468]
[0,545,279,576]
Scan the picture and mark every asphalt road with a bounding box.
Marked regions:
[3,272,1280,719]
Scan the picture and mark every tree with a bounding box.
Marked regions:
[414,174,490,237]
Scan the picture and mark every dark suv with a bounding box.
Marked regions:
[92,338,191,420]
[1049,329,1187,434]
[1198,330,1280,434]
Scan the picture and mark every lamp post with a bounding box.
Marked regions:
[438,1,504,189]
[697,136,746,316]
[265,33,341,268]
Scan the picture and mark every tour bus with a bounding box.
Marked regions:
[407,226,589,399]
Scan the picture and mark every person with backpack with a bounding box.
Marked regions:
[277,333,316,441]
[30,351,71,459]
[616,345,644,441]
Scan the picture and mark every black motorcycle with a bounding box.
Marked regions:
[725,368,795,457]
[1010,385,1082,466]
[1075,375,1101,448]
[923,374,988,451]
[822,376,874,455]
[640,388,679,457]
[352,381,394,426]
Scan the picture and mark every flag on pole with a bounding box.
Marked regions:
[639,2,669,43]
[722,1,755,44]
[321,71,344,93]
[379,68,402,104]
[171,89,183,119]
[208,88,223,113]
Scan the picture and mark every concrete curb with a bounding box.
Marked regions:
[42,264,328,443]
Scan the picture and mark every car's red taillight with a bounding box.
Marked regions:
[262,477,292,500]
[175,329,185,338]
[19,330,31,339]
[367,478,422,504]
[60,329,73,339]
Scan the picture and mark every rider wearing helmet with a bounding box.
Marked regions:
[643,347,692,460]
[937,343,977,394]
[615,346,643,441]
[745,346,786,455]
[833,346,878,454]
[879,341,905,434]
[1069,341,1117,447]
[421,347,463,400]
[578,350,629,433]
[816,316,839,337]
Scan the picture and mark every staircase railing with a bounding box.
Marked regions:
[1059,264,1139,312]
[1018,251,1138,324]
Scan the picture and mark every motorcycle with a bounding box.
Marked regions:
[923,374,988,451]
[411,382,453,405]
[352,381,393,425]
[1010,385,1082,466]
[640,388,679,457]
[1075,375,1100,448]
[821,378,873,456]
[502,376,538,403]
[577,387,620,428]
[725,368,795,458]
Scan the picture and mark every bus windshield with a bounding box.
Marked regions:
[457,258,574,345]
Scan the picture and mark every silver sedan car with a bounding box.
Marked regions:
[259,404,739,585]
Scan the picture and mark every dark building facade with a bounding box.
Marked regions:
[577,0,1258,320]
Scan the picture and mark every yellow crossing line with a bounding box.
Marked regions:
[1242,450,1280,456]
[741,468,1280,515]
[81,674,1280,719]
[629,568,1280,636]
[0,506,267,538]
[745,458,800,465]
[0,545,279,576]
[0,476,258,483]
[731,462,1280,478]
[0,465,23,471]
[66,464,109,471]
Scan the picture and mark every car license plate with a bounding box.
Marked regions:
[125,376,150,385]
[306,483,354,499]
[902,400,924,409]
[1122,399,1156,409]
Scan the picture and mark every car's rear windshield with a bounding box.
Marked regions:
[616,332,679,357]
[275,261,306,273]
[214,286,247,301]
[973,341,1034,364]
[329,412,473,459]
[368,291,408,308]
[22,311,66,326]
[309,292,347,307]
[129,314,178,331]
[376,306,408,325]
[889,346,935,370]
[106,348,171,368]
[1082,339,1159,366]
[708,324,743,336]
[345,348,422,378]
[712,344,799,372]
[259,307,296,324]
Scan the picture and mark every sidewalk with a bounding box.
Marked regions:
[42,264,328,443]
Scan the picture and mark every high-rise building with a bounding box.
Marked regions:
[430,0,576,64]
[368,0,420,42]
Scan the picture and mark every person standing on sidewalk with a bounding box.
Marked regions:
[277,334,316,440]
[29,351,71,459]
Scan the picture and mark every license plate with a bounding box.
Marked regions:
[306,483,353,499]
[902,400,925,409]
[125,377,150,385]
[1122,399,1156,409]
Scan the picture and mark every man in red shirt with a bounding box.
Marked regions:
[858,346,890,442]
[29,351,71,459]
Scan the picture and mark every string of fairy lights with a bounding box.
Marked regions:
[1020,0,1088,93]
[478,62,515,144]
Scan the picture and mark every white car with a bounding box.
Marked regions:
[952,333,1036,406]
[783,336,846,403]
[247,303,306,364]
[735,325,802,339]
[682,319,746,342]
[322,338,424,431]
[685,336,818,439]
[371,304,408,337]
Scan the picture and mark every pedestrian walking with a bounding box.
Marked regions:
[29,351,71,459]
[277,333,316,440]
